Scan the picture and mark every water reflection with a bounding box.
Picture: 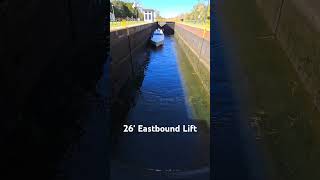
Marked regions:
[111,35,210,180]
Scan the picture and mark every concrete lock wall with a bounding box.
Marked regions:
[110,22,210,97]
[163,22,175,35]
[256,0,320,110]
[0,1,8,100]
[2,0,107,137]
[4,0,106,110]
[110,23,157,99]
[174,24,210,93]
[2,1,108,179]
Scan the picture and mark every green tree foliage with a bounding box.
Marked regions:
[111,0,139,19]
[181,0,210,22]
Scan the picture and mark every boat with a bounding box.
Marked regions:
[150,28,164,47]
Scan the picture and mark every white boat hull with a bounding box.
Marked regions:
[151,28,164,47]
[151,39,164,47]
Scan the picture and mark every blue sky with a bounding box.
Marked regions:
[138,0,200,18]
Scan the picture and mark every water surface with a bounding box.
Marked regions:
[111,35,210,180]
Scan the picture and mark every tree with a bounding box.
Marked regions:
[178,0,210,22]
[110,0,138,19]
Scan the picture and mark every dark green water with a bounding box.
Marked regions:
[110,35,210,180]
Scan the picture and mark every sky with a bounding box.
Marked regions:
[137,0,203,18]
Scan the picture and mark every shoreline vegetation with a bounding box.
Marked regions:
[110,0,210,30]
[177,21,210,31]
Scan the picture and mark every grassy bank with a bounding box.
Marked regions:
[177,20,210,31]
[110,21,148,30]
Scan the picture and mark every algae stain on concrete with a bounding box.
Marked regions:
[174,38,210,123]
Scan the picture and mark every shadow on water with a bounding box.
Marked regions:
[110,35,210,180]
[110,47,151,144]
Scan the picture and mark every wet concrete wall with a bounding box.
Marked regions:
[174,24,210,93]
[110,23,157,99]
[163,22,175,35]
[6,0,107,110]
[256,0,320,111]
[215,1,320,179]
[2,1,108,179]
[0,1,8,114]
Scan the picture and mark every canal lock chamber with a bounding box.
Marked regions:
[110,22,210,179]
